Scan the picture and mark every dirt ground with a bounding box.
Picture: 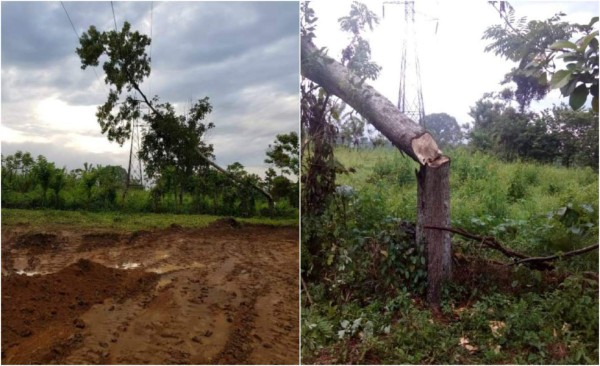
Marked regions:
[1,219,299,364]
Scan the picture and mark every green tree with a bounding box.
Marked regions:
[32,156,55,207]
[265,132,299,176]
[81,167,98,209]
[423,113,463,148]
[49,167,66,208]
[140,98,215,205]
[77,21,273,208]
[484,3,598,112]
[540,105,599,167]
[96,165,126,209]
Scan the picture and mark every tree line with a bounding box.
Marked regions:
[1,132,298,217]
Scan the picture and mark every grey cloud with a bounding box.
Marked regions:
[2,141,127,172]
[2,1,300,177]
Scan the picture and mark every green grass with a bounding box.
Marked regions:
[335,146,598,225]
[303,146,598,364]
[1,208,297,232]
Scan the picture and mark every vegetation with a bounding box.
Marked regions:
[62,20,298,217]
[485,3,598,112]
[302,147,598,364]
[301,1,597,364]
[1,208,296,232]
[467,95,598,168]
[1,131,298,218]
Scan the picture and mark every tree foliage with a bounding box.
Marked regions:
[423,113,463,148]
[467,92,598,167]
[265,132,299,176]
[140,97,215,204]
[77,22,150,144]
[76,21,274,207]
[1,151,295,217]
[484,3,599,112]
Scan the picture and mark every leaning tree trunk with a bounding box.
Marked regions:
[301,37,451,306]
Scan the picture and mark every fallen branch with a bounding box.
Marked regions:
[424,225,527,259]
[511,244,599,266]
[301,275,314,307]
[424,225,599,270]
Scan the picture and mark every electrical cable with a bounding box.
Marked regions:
[60,1,107,91]
[111,1,118,31]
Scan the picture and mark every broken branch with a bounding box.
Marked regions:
[424,225,599,270]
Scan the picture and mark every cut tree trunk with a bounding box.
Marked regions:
[302,36,451,306]
[417,159,451,307]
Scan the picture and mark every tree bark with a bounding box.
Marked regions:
[417,160,451,307]
[301,38,443,165]
[301,36,451,306]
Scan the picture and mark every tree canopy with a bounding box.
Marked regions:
[77,21,273,206]
[484,4,598,112]
[423,113,463,148]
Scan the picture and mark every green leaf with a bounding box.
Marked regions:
[549,40,577,50]
[550,69,573,90]
[556,52,581,62]
[578,31,599,52]
[537,73,548,86]
[560,78,578,97]
[589,16,599,27]
[569,84,588,110]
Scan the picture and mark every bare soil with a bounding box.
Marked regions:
[1,219,299,364]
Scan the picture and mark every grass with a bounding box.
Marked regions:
[302,146,598,364]
[1,208,298,232]
[335,146,598,225]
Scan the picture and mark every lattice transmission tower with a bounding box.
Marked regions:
[126,110,145,189]
[383,1,426,127]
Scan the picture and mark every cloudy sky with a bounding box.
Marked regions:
[310,0,598,128]
[2,1,299,177]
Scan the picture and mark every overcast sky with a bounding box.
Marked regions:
[310,0,598,129]
[1,1,299,177]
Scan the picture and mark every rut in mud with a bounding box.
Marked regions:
[1,220,299,364]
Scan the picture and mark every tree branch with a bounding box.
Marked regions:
[424,225,527,259]
[130,77,274,207]
[425,225,599,269]
[511,244,599,266]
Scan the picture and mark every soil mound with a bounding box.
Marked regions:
[127,229,152,244]
[15,233,59,250]
[1,259,158,364]
[209,217,242,229]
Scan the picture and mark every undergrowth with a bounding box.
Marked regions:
[302,146,598,364]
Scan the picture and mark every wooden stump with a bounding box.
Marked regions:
[416,157,451,307]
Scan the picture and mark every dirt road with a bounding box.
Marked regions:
[1,219,299,364]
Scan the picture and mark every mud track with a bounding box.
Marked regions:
[1,219,299,364]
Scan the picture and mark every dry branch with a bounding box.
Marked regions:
[511,244,599,266]
[424,225,599,270]
[301,276,314,307]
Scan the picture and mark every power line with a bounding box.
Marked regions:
[149,1,153,97]
[59,1,106,91]
[110,1,118,31]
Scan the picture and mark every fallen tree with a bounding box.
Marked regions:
[302,36,451,306]
[76,22,274,210]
